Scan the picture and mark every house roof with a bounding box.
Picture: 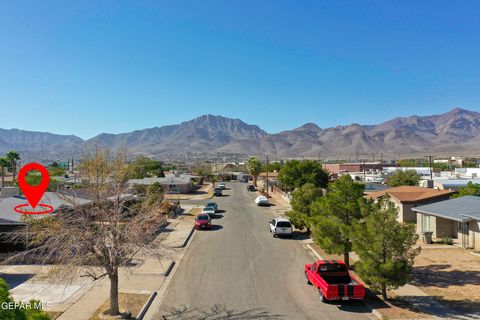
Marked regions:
[366,186,456,203]
[0,192,90,224]
[412,196,480,222]
[127,174,193,186]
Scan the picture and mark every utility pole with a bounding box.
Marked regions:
[381,153,384,164]
[363,160,366,181]
[266,155,269,197]
[426,155,433,180]
[356,144,359,164]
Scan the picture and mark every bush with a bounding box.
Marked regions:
[0,278,51,320]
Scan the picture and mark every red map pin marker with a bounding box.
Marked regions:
[17,162,50,209]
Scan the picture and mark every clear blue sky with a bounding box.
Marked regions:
[1,1,479,139]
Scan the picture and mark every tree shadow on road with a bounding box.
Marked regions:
[157,304,285,319]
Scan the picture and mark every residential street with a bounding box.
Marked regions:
[154,182,374,320]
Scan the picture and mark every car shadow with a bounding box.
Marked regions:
[214,194,230,197]
[212,214,224,219]
[278,232,311,241]
[207,225,224,231]
[216,209,226,214]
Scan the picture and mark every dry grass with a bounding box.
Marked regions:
[90,293,150,320]
[410,247,480,314]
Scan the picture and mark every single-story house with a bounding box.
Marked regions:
[366,186,457,223]
[430,179,480,191]
[0,189,90,252]
[413,196,480,249]
[127,173,194,194]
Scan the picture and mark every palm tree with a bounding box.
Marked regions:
[6,151,21,184]
[0,157,8,188]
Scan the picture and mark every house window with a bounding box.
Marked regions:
[422,215,431,232]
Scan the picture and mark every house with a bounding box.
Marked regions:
[258,171,279,190]
[413,196,480,249]
[127,173,195,193]
[324,163,383,176]
[366,186,456,223]
[429,179,480,191]
[0,189,90,252]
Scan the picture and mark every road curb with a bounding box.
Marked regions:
[181,227,195,247]
[136,291,157,320]
[163,261,175,277]
[143,225,197,320]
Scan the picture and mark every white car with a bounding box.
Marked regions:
[218,182,226,190]
[255,196,269,206]
[269,218,293,237]
[202,206,216,218]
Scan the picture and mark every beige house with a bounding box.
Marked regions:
[366,186,456,223]
[413,196,480,249]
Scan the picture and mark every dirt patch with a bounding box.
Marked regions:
[411,247,480,314]
[90,293,150,320]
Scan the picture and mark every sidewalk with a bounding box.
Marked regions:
[2,214,191,320]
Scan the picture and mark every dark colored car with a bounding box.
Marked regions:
[214,187,223,196]
[247,185,255,191]
[195,214,211,230]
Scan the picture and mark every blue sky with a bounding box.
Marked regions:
[0,1,479,139]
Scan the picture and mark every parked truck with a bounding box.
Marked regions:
[304,260,365,302]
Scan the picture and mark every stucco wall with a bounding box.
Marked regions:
[435,216,455,238]
[471,221,480,250]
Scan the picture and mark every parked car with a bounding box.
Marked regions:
[202,206,216,218]
[205,202,218,212]
[195,214,211,230]
[247,184,256,191]
[213,187,223,196]
[255,196,269,206]
[218,182,226,190]
[269,218,293,237]
[304,260,365,302]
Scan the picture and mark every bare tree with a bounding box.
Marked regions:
[7,148,170,317]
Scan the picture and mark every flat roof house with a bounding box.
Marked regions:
[413,196,480,249]
[366,186,456,223]
[0,190,90,252]
[127,173,195,194]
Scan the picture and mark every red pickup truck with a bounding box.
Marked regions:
[304,260,365,302]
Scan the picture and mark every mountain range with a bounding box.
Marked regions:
[1,108,480,161]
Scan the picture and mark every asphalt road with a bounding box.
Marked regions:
[155,182,373,320]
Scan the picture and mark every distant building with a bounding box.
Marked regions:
[413,196,480,249]
[127,173,196,193]
[366,186,457,223]
[430,179,480,190]
[324,163,383,176]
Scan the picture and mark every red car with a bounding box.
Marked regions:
[194,214,211,230]
[305,260,365,302]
